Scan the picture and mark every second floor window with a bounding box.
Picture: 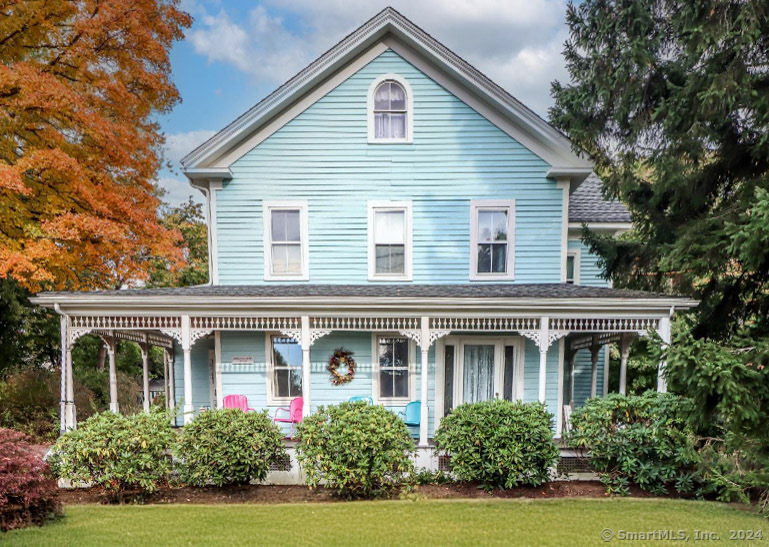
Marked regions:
[470,200,515,281]
[263,201,309,280]
[566,249,580,284]
[368,201,412,281]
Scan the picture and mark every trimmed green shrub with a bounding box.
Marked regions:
[48,409,175,498]
[435,399,558,490]
[566,392,703,496]
[175,409,286,487]
[0,428,60,531]
[296,401,415,499]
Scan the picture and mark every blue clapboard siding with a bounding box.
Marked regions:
[218,331,437,436]
[571,347,605,408]
[216,49,561,284]
[568,239,607,287]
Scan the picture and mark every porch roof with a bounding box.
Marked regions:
[33,283,696,315]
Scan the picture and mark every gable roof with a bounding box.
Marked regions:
[569,174,631,224]
[181,7,592,180]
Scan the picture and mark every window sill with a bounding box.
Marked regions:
[469,275,515,282]
[367,138,412,144]
[264,274,309,282]
[368,275,412,282]
[378,397,412,406]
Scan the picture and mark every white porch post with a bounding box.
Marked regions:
[182,315,194,423]
[619,333,632,395]
[59,315,67,434]
[106,335,118,413]
[538,316,549,403]
[140,340,150,412]
[419,316,430,447]
[657,314,671,393]
[589,337,600,399]
[166,347,176,421]
[163,349,169,407]
[66,342,76,428]
[301,316,312,418]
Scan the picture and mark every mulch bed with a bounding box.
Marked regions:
[58,481,656,506]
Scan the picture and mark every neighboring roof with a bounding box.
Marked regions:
[569,174,632,224]
[181,7,592,178]
[37,283,672,300]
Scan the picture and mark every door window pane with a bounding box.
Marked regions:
[463,344,495,404]
[503,346,515,401]
[444,345,455,417]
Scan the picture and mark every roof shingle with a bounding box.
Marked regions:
[569,174,631,223]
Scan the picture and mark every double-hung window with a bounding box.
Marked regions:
[368,201,412,281]
[367,74,413,143]
[376,336,411,402]
[470,200,515,281]
[263,201,309,280]
[269,335,302,403]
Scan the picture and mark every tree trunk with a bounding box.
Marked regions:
[96,344,106,372]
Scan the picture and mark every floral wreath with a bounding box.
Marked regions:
[328,347,356,385]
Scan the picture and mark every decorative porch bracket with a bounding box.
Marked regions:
[520,316,569,404]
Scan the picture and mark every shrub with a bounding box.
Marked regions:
[48,409,175,499]
[296,401,415,499]
[435,399,558,490]
[0,367,99,441]
[566,392,703,496]
[175,409,287,487]
[0,428,60,531]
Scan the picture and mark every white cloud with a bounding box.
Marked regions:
[164,129,216,166]
[189,6,312,84]
[185,1,570,116]
[156,176,203,208]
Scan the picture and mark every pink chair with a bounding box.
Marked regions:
[222,394,254,412]
[273,397,303,438]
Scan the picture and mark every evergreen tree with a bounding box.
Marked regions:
[550,0,769,340]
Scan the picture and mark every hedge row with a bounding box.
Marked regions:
[47,400,559,500]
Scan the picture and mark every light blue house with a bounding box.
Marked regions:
[36,8,695,452]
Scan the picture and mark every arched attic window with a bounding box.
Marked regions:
[368,74,413,143]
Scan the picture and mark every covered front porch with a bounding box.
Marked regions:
[33,284,696,446]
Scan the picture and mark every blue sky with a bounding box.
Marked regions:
[158,0,572,206]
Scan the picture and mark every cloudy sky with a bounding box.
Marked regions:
[159,0,572,206]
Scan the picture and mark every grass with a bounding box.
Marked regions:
[5,498,768,546]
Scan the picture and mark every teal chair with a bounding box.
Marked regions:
[399,401,420,427]
[349,396,373,404]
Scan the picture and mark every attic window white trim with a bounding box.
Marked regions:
[262,200,310,281]
[367,74,413,143]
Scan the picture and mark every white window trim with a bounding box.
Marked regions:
[469,199,516,281]
[566,248,581,285]
[367,73,414,144]
[439,336,525,410]
[265,333,303,406]
[262,200,309,281]
[371,333,417,405]
[367,200,413,281]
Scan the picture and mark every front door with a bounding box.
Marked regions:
[462,344,495,403]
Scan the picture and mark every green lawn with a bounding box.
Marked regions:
[5,498,768,546]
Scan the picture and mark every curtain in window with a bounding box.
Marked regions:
[463,344,494,403]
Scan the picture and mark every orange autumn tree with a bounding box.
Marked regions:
[0,0,192,292]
